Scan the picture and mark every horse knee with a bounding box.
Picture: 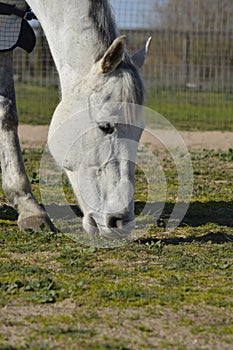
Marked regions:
[0,96,18,131]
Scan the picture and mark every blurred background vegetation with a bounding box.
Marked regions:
[13,0,233,130]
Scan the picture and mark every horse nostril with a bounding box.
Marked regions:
[107,215,124,229]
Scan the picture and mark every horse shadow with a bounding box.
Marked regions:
[135,200,233,245]
[0,200,232,244]
[135,200,233,228]
[138,232,233,246]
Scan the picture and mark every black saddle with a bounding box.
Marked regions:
[0,1,36,53]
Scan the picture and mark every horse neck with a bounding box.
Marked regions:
[27,0,117,96]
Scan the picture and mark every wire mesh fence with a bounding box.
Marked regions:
[12,0,233,130]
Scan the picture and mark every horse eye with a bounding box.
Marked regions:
[98,123,115,135]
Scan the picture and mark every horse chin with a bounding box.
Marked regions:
[97,222,135,241]
[82,215,135,242]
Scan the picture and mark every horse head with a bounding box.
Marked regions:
[48,36,151,239]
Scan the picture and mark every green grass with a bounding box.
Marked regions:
[15,82,233,130]
[15,82,59,125]
[146,90,233,130]
[0,147,233,349]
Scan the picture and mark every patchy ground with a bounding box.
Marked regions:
[0,128,233,350]
[18,125,233,150]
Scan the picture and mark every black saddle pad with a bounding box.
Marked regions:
[0,0,36,53]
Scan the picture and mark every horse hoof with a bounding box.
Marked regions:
[18,214,57,233]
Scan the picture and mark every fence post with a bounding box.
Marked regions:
[184,32,190,88]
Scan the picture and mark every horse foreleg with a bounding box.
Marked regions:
[0,51,55,232]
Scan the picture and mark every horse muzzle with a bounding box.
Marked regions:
[82,211,135,240]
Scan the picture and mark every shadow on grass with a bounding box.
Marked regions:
[0,201,232,246]
[1,201,232,226]
[138,232,233,246]
[0,203,83,223]
[135,200,233,245]
[135,200,233,228]
[0,204,18,221]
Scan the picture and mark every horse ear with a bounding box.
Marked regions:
[101,35,126,73]
[131,37,152,69]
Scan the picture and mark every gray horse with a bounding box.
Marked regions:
[0,0,151,237]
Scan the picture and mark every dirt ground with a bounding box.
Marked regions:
[18,125,233,150]
[1,125,231,350]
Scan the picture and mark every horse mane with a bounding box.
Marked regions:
[120,53,145,108]
[89,0,145,115]
[89,0,119,61]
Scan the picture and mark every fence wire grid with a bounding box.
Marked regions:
[11,0,233,130]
